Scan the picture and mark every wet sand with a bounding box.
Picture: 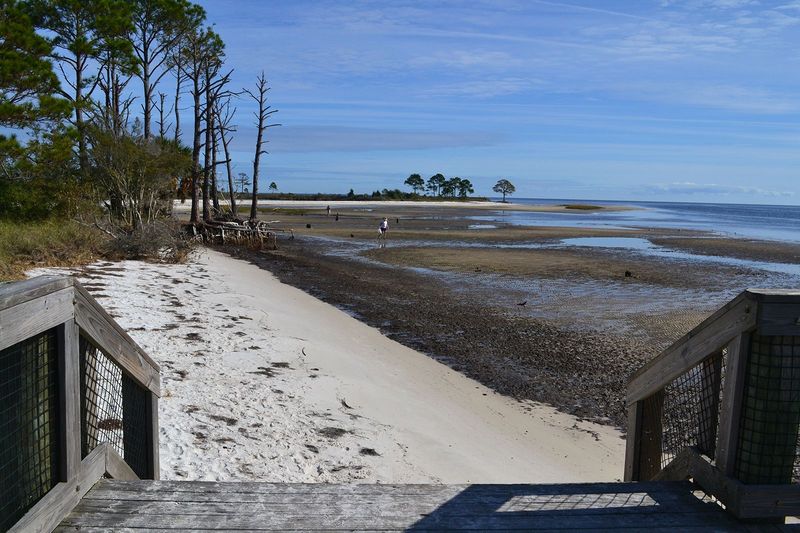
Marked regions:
[223,203,800,428]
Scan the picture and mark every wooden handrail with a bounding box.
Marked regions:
[627,288,800,406]
[1,275,161,532]
[0,276,160,395]
[627,291,755,405]
[625,288,800,521]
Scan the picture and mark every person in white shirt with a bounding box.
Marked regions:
[379,217,388,239]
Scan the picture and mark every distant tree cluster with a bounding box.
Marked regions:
[0,0,279,236]
[404,173,474,199]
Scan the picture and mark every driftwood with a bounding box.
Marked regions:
[196,219,293,249]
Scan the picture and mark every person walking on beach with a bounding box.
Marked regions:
[326,205,331,216]
[378,217,389,245]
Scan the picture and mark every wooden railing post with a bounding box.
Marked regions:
[715,334,748,476]
[57,318,81,482]
[148,392,160,479]
[4,276,163,532]
[624,401,643,481]
[624,391,664,481]
[639,390,665,480]
[697,351,723,457]
[734,332,800,485]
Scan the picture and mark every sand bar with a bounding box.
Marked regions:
[30,248,624,483]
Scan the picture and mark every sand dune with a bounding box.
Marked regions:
[30,248,624,483]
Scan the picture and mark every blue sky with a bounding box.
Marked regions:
[196,1,799,202]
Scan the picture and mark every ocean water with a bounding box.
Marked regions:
[480,199,800,243]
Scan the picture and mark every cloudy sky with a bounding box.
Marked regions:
[196,0,800,203]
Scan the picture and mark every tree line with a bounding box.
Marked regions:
[404,173,475,198]
[404,173,516,202]
[0,0,278,237]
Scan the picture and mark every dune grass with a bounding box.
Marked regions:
[0,220,107,281]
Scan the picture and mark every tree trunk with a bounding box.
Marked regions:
[75,55,88,176]
[202,71,212,222]
[221,129,237,217]
[189,74,202,225]
[142,57,151,139]
[173,55,183,144]
[210,115,220,214]
[250,122,263,222]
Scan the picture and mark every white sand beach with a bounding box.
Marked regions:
[30,249,624,483]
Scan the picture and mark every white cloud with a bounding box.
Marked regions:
[422,78,538,98]
[235,125,502,153]
[649,181,795,197]
[409,50,522,70]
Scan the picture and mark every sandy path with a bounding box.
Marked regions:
[30,248,624,483]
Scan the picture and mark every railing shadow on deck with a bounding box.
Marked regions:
[407,482,754,530]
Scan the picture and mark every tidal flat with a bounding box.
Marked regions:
[224,202,800,428]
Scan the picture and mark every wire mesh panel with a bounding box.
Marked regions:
[0,330,59,532]
[121,372,151,478]
[80,336,124,459]
[641,350,726,472]
[736,334,800,484]
[79,335,151,479]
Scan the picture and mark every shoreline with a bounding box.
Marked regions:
[214,203,800,428]
[28,249,625,483]
[171,198,635,212]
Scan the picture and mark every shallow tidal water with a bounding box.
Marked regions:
[302,233,799,348]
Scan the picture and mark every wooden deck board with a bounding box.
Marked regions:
[56,480,793,531]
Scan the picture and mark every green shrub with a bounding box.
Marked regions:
[0,220,106,280]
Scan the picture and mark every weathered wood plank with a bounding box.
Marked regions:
[148,391,160,480]
[9,445,107,533]
[55,524,780,533]
[623,400,642,481]
[0,287,74,351]
[652,447,691,482]
[0,275,73,310]
[76,487,701,508]
[57,319,81,481]
[737,483,800,520]
[627,293,756,405]
[57,480,760,531]
[83,479,703,496]
[105,447,139,481]
[68,493,710,516]
[746,288,800,303]
[73,284,160,395]
[56,508,744,530]
[757,302,800,336]
[697,352,723,456]
[638,390,665,480]
[686,448,741,515]
[715,334,749,477]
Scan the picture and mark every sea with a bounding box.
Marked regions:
[479,199,800,243]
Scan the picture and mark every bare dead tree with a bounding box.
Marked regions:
[202,68,231,221]
[154,92,173,138]
[210,110,220,213]
[243,71,279,222]
[179,26,221,224]
[96,47,136,137]
[170,47,185,143]
[214,97,238,217]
